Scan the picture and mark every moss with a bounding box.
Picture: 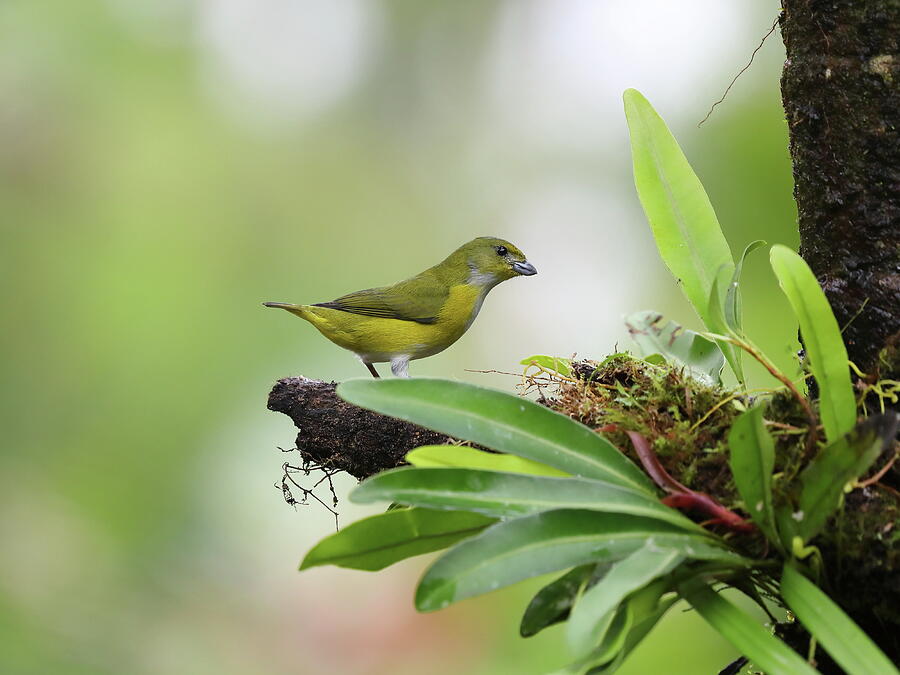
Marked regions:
[538,352,900,644]
[549,354,743,503]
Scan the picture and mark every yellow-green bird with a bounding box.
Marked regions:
[264,236,537,378]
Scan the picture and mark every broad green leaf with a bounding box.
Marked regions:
[415,509,740,612]
[567,544,683,657]
[520,565,595,638]
[352,467,703,532]
[728,406,779,546]
[625,310,725,386]
[521,354,573,377]
[770,245,856,442]
[405,445,568,477]
[778,413,898,544]
[781,564,899,675]
[680,579,819,675]
[624,89,734,332]
[338,378,653,493]
[299,507,495,571]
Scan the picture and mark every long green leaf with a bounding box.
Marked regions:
[769,245,856,442]
[520,565,596,638]
[725,240,767,335]
[352,467,703,531]
[338,378,652,493]
[624,89,734,332]
[778,413,898,544]
[554,604,634,675]
[556,579,677,675]
[299,507,495,571]
[680,580,819,675]
[566,545,683,657]
[415,509,741,612]
[707,240,768,384]
[625,311,725,386]
[608,581,678,671]
[405,445,568,477]
[781,564,899,675]
[728,406,779,546]
[706,267,744,383]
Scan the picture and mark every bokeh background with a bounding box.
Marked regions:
[1,1,800,673]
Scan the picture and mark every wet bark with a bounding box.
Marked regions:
[780,1,900,386]
[267,376,450,480]
[780,2,900,668]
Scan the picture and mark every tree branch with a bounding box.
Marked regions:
[267,376,450,480]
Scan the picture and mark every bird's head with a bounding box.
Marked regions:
[457,236,537,286]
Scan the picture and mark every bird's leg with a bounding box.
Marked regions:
[365,363,381,378]
[390,356,410,378]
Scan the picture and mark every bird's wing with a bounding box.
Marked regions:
[315,281,448,325]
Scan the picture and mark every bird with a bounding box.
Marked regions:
[263,236,537,378]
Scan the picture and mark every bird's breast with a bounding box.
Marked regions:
[438,283,491,333]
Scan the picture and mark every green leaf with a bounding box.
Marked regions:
[706,267,743,383]
[778,413,898,544]
[623,89,734,332]
[725,240,767,335]
[706,241,767,384]
[610,581,679,668]
[299,507,495,571]
[554,604,634,675]
[352,467,703,531]
[337,378,653,493]
[520,565,596,638]
[680,579,819,675]
[415,509,740,612]
[553,579,677,675]
[641,353,667,366]
[625,310,725,386]
[521,354,573,377]
[781,564,899,675]
[405,445,568,477]
[566,544,683,657]
[769,245,856,442]
[728,406,779,546]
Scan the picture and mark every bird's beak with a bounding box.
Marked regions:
[512,260,537,276]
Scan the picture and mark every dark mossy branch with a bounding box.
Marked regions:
[780,1,900,385]
[267,376,450,480]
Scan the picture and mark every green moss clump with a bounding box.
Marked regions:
[539,352,900,636]
[547,353,743,503]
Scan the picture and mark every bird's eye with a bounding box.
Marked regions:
[496,246,507,256]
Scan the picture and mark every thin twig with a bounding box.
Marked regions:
[698,17,779,127]
[279,460,341,531]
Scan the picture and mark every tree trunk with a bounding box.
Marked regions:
[780,1,900,665]
[780,0,900,387]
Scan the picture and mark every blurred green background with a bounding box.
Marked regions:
[1,1,798,673]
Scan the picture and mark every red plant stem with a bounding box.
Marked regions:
[624,430,754,534]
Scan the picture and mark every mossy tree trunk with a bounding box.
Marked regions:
[780,1,900,664]
[780,0,900,386]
